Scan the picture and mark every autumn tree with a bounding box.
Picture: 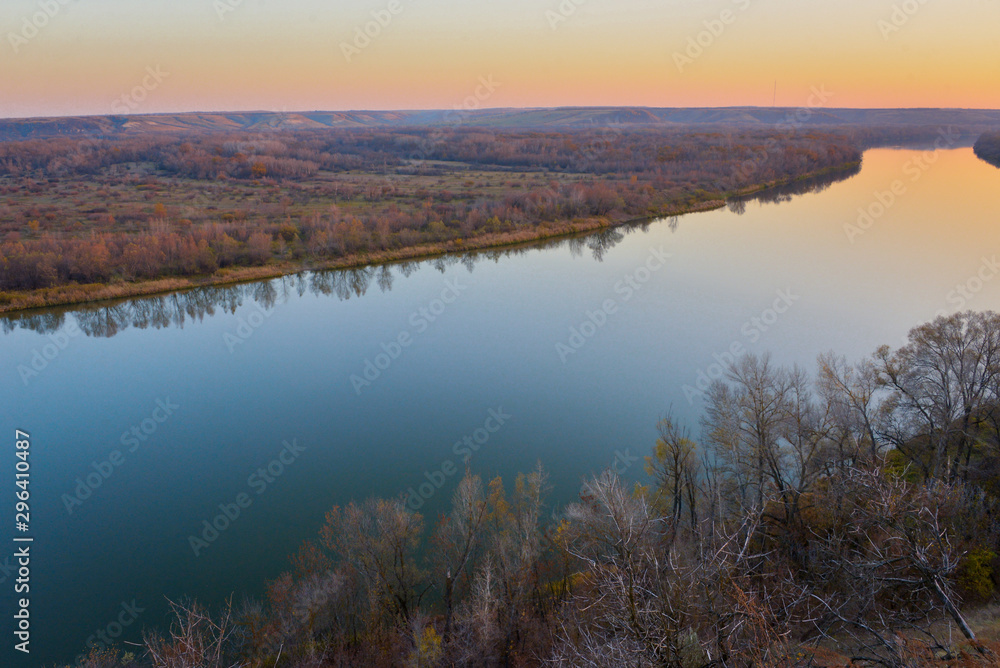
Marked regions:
[875,311,1000,481]
[318,498,427,626]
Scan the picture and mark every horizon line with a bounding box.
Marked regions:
[4,105,1000,123]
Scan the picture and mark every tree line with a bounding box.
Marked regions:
[0,128,860,180]
[72,311,1000,667]
[974,133,1000,168]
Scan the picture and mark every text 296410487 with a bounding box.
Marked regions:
[14,429,32,654]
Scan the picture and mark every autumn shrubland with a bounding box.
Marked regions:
[0,126,864,311]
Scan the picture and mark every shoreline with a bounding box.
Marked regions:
[0,161,860,316]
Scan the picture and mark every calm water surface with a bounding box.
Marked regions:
[1,146,998,665]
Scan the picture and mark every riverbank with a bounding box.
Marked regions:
[0,161,860,315]
[974,132,1000,168]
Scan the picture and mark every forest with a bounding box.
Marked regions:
[0,126,864,308]
[69,310,1000,668]
[974,133,1000,168]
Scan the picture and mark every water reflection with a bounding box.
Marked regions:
[0,161,862,339]
[726,162,862,213]
[0,224,648,338]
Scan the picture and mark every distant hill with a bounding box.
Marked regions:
[974,132,1000,168]
[2,107,1000,140]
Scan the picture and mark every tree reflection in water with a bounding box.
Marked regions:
[724,162,862,214]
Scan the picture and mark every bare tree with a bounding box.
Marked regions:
[704,354,828,551]
[817,351,884,465]
[646,415,701,537]
[432,470,490,639]
[807,468,988,665]
[144,598,241,668]
[483,464,550,664]
[875,311,1000,481]
[318,498,427,625]
[555,470,698,667]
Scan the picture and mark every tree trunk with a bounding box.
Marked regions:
[932,577,979,647]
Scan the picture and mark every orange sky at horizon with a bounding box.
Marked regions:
[1,0,998,119]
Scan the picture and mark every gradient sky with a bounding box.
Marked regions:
[2,0,998,118]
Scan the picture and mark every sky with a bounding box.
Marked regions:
[1,0,999,119]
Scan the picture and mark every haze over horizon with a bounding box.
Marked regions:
[10,103,1000,124]
[3,0,999,119]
